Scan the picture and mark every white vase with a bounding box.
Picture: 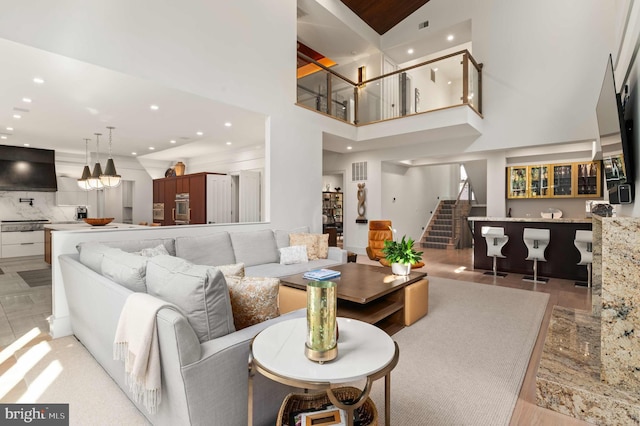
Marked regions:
[391,262,411,276]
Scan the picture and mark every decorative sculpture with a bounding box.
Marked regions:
[357,182,367,221]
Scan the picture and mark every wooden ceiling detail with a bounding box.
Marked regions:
[339,0,431,35]
[297,42,337,79]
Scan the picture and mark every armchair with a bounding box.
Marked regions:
[366,220,393,261]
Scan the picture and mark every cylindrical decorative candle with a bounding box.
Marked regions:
[305,280,338,363]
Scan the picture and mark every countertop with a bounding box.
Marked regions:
[467,216,592,224]
[45,222,145,231]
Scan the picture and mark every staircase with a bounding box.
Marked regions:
[421,200,456,249]
[421,199,473,250]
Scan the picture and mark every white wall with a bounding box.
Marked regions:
[322,174,343,192]
[0,0,322,233]
[382,162,459,242]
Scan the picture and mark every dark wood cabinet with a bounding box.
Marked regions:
[189,174,207,224]
[176,176,190,194]
[164,178,177,225]
[153,172,225,225]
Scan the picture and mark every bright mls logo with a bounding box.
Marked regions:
[0,404,68,425]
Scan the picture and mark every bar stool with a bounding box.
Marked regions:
[481,226,508,277]
[574,230,593,288]
[523,228,550,283]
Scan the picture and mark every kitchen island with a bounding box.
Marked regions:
[468,216,592,281]
[44,222,145,264]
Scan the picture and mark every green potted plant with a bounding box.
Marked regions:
[382,230,423,275]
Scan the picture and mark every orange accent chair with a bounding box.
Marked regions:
[366,220,393,261]
[366,220,425,269]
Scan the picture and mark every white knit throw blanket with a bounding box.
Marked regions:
[114,293,170,414]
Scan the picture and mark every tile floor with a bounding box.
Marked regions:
[0,256,51,348]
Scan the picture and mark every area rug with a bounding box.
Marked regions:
[1,278,548,425]
[368,277,549,425]
[4,336,149,425]
[17,269,51,287]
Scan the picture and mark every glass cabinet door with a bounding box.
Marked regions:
[528,165,549,198]
[507,166,528,199]
[552,164,574,197]
[575,161,601,197]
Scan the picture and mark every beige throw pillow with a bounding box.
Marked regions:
[290,233,319,260]
[217,262,245,278]
[225,276,280,330]
[315,233,329,259]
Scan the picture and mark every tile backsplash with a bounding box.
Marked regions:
[0,191,78,222]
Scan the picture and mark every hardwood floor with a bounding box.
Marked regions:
[356,248,593,425]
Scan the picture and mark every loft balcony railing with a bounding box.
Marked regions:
[296,49,482,126]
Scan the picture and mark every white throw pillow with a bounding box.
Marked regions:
[279,245,309,265]
[146,255,235,342]
[136,244,170,257]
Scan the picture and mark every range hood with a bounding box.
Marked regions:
[0,145,58,192]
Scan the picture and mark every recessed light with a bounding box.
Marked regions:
[447,34,454,41]
[448,81,452,85]
[150,105,159,110]
[22,98,32,103]
[226,141,232,145]
[23,143,29,147]
[33,77,44,84]
[131,152,137,155]
[196,131,203,136]
[347,146,353,150]
[149,147,155,150]
[13,114,21,119]
[6,127,13,131]
[224,122,232,127]
[170,140,176,144]
[407,48,414,54]
[0,136,7,139]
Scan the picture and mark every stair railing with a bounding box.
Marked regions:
[452,179,474,248]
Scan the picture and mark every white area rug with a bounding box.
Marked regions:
[3,277,547,426]
[369,277,549,425]
[8,336,148,425]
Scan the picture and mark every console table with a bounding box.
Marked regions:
[248,317,399,426]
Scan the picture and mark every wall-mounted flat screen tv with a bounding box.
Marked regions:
[596,55,634,204]
[0,145,58,192]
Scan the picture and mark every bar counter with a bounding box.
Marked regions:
[468,216,592,281]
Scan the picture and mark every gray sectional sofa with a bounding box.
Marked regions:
[59,227,347,426]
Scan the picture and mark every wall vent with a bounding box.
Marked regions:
[418,20,429,29]
[352,161,367,181]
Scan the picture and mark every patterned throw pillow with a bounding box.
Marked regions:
[279,245,308,265]
[225,276,280,329]
[217,262,245,278]
[137,244,170,257]
[290,233,319,260]
[315,234,329,259]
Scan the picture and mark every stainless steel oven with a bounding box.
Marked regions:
[174,193,190,224]
[152,203,164,221]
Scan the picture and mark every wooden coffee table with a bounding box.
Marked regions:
[280,263,426,335]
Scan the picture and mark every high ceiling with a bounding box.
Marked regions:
[339,0,431,34]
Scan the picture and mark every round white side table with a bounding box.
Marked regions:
[248,317,399,426]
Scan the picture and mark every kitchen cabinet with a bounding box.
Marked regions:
[56,176,91,206]
[164,178,177,225]
[153,172,227,225]
[507,167,527,199]
[506,161,601,199]
[189,174,206,224]
[1,230,44,258]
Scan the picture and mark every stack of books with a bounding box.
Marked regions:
[303,269,341,280]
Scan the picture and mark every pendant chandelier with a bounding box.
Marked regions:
[100,126,121,188]
[87,133,104,190]
[77,138,93,190]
